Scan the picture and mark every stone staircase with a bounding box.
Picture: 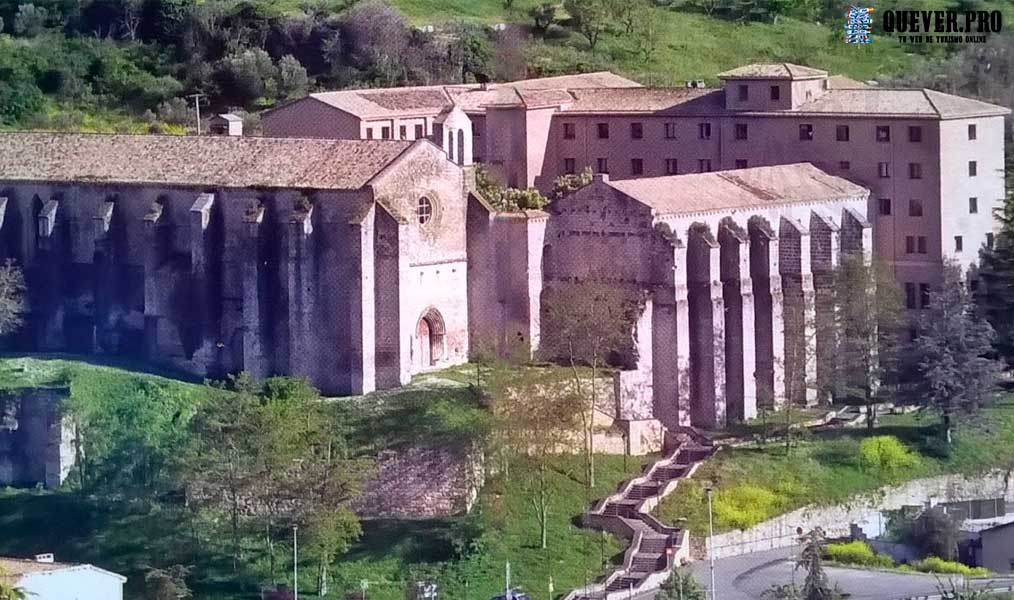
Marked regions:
[564,428,716,600]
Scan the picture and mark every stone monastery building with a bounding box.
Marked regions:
[0,63,1007,434]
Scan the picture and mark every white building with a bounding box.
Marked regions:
[0,555,126,600]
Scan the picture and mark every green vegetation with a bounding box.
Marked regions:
[657,396,1014,534]
[858,435,920,475]
[908,557,990,577]
[825,541,895,569]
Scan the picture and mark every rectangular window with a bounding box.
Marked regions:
[664,122,677,139]
[839,161,850,170]
[878,162,891,178]
[770,85,780,100]
[876,125,891,142]
[969,198,978,214]
[987,232,995,248]
[920,283,931,308]
[698,159,712,173]
[968,124,977,140]
[631,158,643,175]
[918,236,927,254]
[366,129,375,140]
[836,125,850,142]
[563,123,576,139]
[909,162,923,179]
[906,283,917,309]
[399,125,407,139]
[596,158,608,173]
[381,126,391,139]
[735,123,748,140]
[738,84,749,101]
[905,236,915,254]
[665,158,678,175]
[969,161,978,176]
[879,198,892,215]
[630,122,643,139]
[735,159,748,169]
[698,122,712,140]
[955,236,964,252]
[909,199,923,217]
[799,124,814,141]
[597,123,609,139]
[564,158,576,174]
[414,124,424,139]
[908,126,922,143]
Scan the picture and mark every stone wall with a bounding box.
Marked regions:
[0,386,74,488]
[354,443,484,519]
[704,470,1014,559]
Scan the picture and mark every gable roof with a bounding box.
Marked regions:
[796,88,1010,118]
[718,63,828,80]
[0,558,126,582]
[0,132,413,190]
[561,87,721,114]
[607,163,867,216]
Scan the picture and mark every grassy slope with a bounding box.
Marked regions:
[656,396,1014,536]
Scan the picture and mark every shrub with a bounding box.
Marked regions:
[713,484,780,530]
[909,557,990,577]
[859,435,919,475]
[825,541,895,568]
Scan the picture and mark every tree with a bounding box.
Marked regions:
[658,569,706,600]
[913,261,1004,444]
[14,4,50,37]
[530,3,558,33]
[763,528,844,600]
[831,257,906,431]
[563,0,611,50]
[977,168,1014,365]
[633,2,661,63]
[0,261,26,337]
[215,48,278,106]
[450,24,492,84]
[339,0,411,85]
[539,281,638,488]
[490,367,582,549]
[143,565,192,600]
[898,507,962,560]
[276,54,309,100]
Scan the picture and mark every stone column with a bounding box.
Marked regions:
[779,216,817,407]
[142,200,165,360]
[687,225,725,429]
[720,219,757,422]
[525,212,548,354]
[189,193,217,367]
[749,217,786,409]
[242,201,268,380]
[810,211,840,405]
[287,205,314,379]
[91,201,116,353]
[650,231,688,430]
[348,206,377,395]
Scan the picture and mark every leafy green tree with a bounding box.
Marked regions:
[529,3,557,33]
[977,168,1014,365]
[215,48,278,106]
[143,564,192,600]
[450,24,492,84]
[913,261,1004,444]
[899,507,962,561]
[659,569,706,600]
[0,260,26,337]
[0,60,44,124]
[0,567,27,600]
[831,257,906,430]
[276,54,309,100]
[563,0,611,50]
[13,3,49,36]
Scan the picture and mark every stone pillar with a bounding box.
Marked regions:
[810,211,840,405]
[615,298,654,421]
[0,197,7,232]
[189,193,217,367]
[841,207,873,264]
[142,200,165,360]
[37,200,58,252]
[91,201,116,353]
[687,225,725,429]
[749,217,786,409]
[242,201,268,380]
[720,219,757,422]
[524,212,548,354]
[348,206,377,395]
[779,217,817,406]
[287,205,314,379]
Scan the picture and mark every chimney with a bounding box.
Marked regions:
[34,553,54,563]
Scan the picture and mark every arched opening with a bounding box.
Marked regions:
[412,307,446,371]
[456,128,465,166]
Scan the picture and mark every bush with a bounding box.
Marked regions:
[859,435,919,475]
[713,484,780,530]
[825,541,895,568]
[909,557,990,577]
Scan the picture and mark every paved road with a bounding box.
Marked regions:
[687,546,1014,600]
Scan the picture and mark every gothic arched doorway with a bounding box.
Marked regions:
[413,308,446,371]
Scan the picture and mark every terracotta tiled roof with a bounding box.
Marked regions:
[508,71,641,90]
[608,163,867,216]
[0,558,74,576]
[562,87,721,113]
[795,88,1010,118]
[828,75,868,89]
[0,132,413,190]
[717,63,828,80]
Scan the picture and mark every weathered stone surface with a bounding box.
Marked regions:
[0,387,73,488]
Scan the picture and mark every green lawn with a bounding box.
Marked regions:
[656,395,1014,535]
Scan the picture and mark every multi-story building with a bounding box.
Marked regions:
[265,63,1010,306]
